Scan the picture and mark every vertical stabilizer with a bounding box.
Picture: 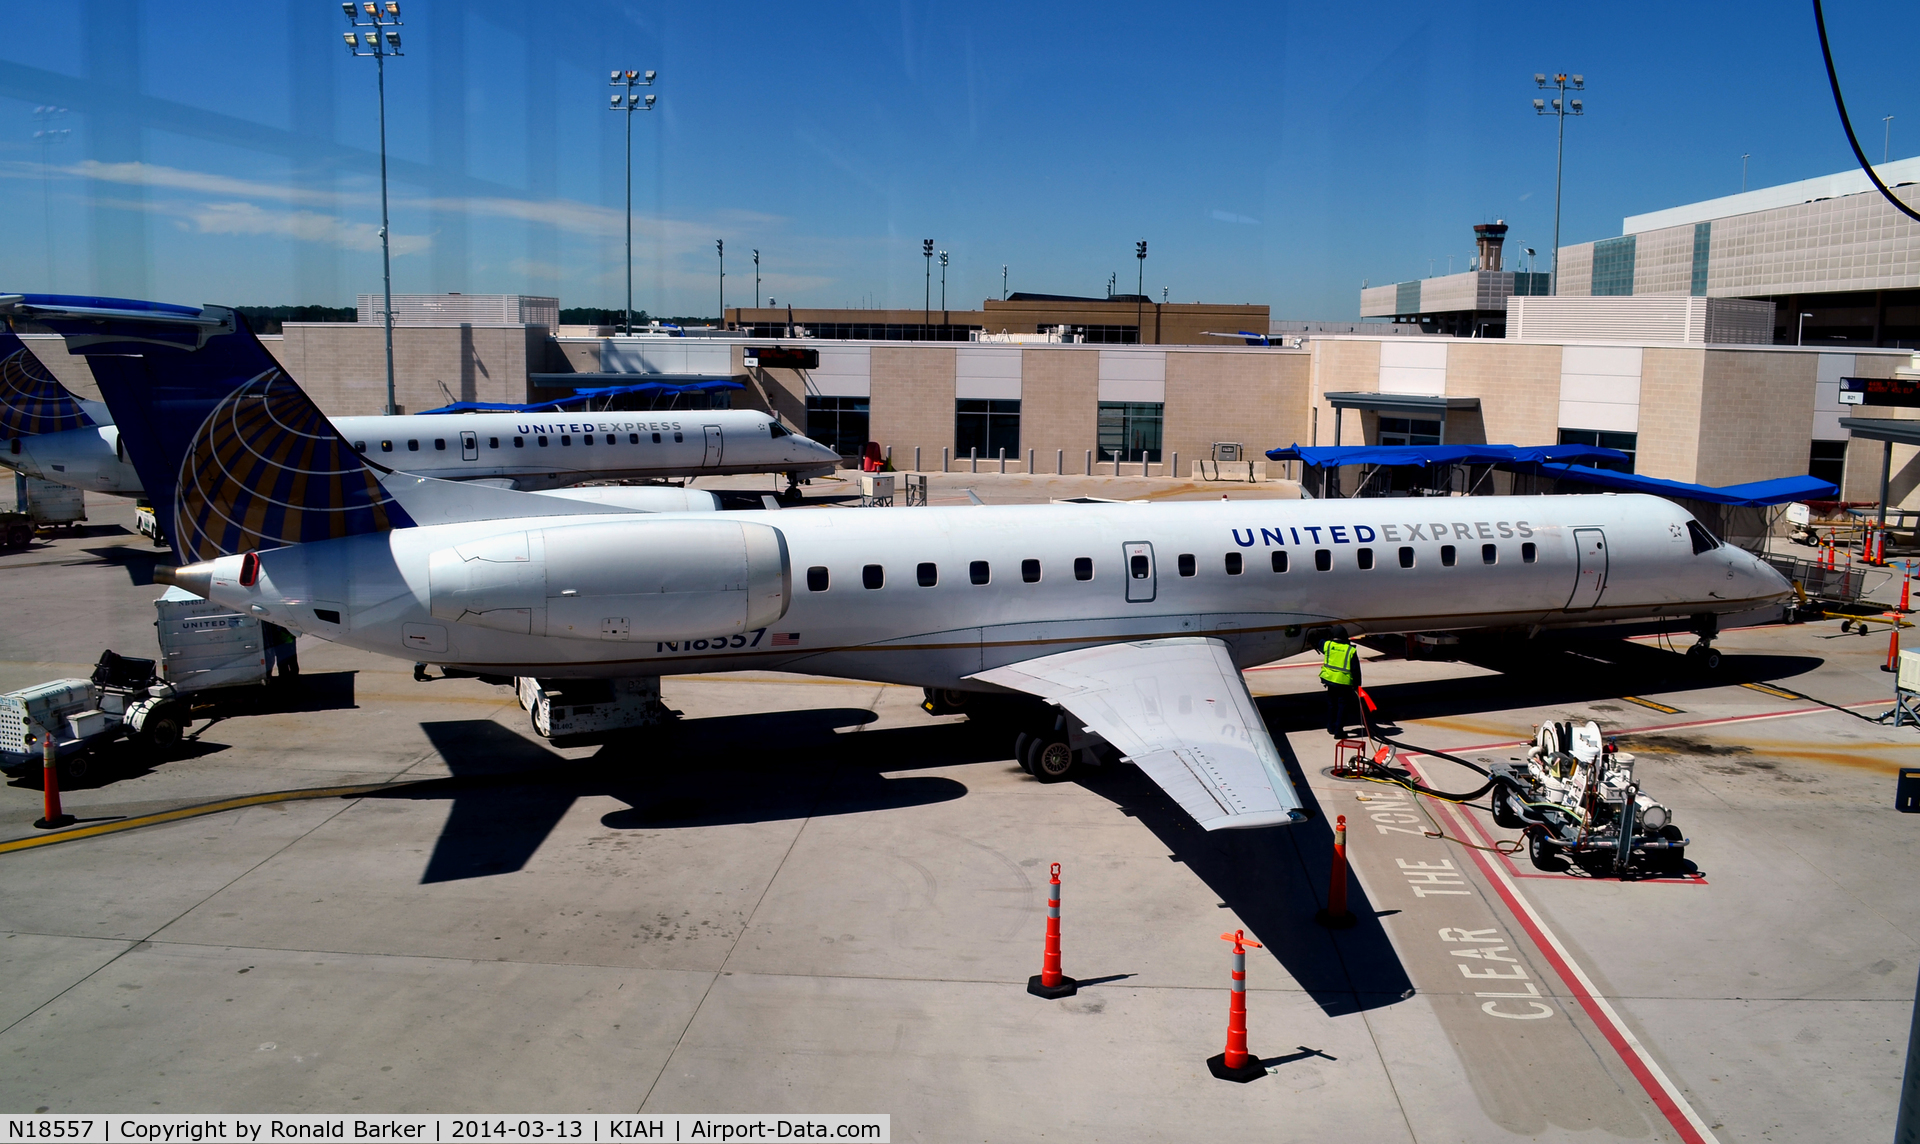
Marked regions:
[0,328,98,437]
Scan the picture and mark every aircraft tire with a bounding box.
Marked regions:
[1030,738,1076,784]
[1013,732,1034,774]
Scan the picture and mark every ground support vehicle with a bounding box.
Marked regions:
[1487,720,1689,877]
[0,509,31,550]
[155,585,297,689]
[9,472,85,531]
[0,652,186,782]
[516,675,676,739]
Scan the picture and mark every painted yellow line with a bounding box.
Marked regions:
[1741,682,1803,701]
[1620,695,1684,714]
[0,781,401,856]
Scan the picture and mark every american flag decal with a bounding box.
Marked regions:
[772,632,801,646]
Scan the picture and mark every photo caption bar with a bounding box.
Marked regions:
[3,1115,889,1144]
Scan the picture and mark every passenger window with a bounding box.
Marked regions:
[605,434,616,445]
[652,432,662,443]
[561,435,572,446]
[353,441,366,453]
[1357,547,1374,570]
[434,439,446,451]
[1441,545,1457,567]
[970,560,990,585]
[581,435,591,446]
[1225,552,1243,575]
[1271,550,1288,573]
[1022,559,1041,583]
[407,439,419,451]
[1074,557,1094,581]
[629,433,639,444]
[862,564,884,590]
[1398,546,1415,568]
[674,431,684,443]
[1130,554,1150,579]
[1177,553,1196,577]
[917,562,938,587]
[513,436,524,448]
[1482,543,1498,565]
[806,566,829,591]
[1522,542,1537,563]
[1314,549,1332,572]
[488,437,499,448]
[380,440,393,452]
[538,436,549,447]
[1687,520,1720,554]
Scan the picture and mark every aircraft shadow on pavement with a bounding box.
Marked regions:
[1261,637,1824,737]
[382,709,979,883]
[1076,746,1414,1018]
[79,544,168,586]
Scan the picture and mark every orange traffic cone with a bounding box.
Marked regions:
[1027,862,1077,998]
[1208,929,1267,1082]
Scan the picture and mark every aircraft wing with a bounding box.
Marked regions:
[970,637,1306,830]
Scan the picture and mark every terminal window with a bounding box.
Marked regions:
[955,399,1021,460]
[1557,428,1637,474]
[1809,440,1847,489]
[806,396,870,458]
[1098,401,1163,463]
[1376,417,1441,447]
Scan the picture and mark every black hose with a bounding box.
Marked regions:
[1348,735,1499,803]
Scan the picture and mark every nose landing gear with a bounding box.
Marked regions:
[1685,614,1721,671]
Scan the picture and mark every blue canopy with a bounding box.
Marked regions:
[1531,464,1838,506]
[1265,443,1630,467]
[419,378,743,415]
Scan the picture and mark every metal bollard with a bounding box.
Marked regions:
[998,447,1006,474]
[1112,453,1121,477]
[1207,929,1267,1082]
[1315,814,1356,928]
[1027,862,1078,998]
[914,446,922,473]
[34,728,74,830]
[1171,451,1178,479]
[1141,457,1148,478]
[1056,448,1064,475]
[1027,447,1035,475]
[942,447,950,473]
[971,447,978,474]
[1085,449,1093,476]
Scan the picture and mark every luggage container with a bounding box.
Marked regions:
[516,675,672,738]
[9,472,86,530]
[154,586,275,693]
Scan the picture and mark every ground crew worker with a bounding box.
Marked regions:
[1320,633,1362,737]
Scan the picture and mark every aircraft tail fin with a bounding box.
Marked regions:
[0,294,411,563]
[0,322,99,437]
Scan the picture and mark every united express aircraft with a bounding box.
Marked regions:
[13,294,1794,834]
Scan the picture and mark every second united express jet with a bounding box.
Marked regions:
[17,295,1794,834]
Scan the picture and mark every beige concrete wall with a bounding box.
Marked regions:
[271,324,542,417]
[1308,339,1381,447]
[870,346,955,469]
[1696,349,1820,485]
[1016,347,1100,472]
[1163,350,1308,468]
[1635,348,1705,481]
[1442,340,1562,445]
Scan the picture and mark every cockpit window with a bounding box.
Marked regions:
[768,421,790,438]
[1686,520,1720,554]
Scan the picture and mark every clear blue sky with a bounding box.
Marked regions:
[1,0,1913,320]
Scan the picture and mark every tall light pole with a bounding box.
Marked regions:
[1001,264,1008,300]
[608,68,657,336]
[715,239,724,322]
[32,106,69,292]
[344,1,408,415]
[1532,72,1584,297]
[1741,153,1751,192]
[752,249,760,309]
[938,250,948,327]
[922,239,933,332]
[1134,240,1147,344]
[1885,115,1896,163]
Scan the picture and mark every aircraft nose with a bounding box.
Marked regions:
[1741,548,1792,601]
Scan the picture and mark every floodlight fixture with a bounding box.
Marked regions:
[363,2,377,14]
[385,31,400,48]
[343,2,355,15]
[644,70,656,82]
[1532,70,1588,296]
[611,93,623,106]
[644,93,655,108]
[344,31,357,47]
[386,1,399,14]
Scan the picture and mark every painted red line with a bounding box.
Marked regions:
[1401,757,1718,1143]
[1399,696,1894,759]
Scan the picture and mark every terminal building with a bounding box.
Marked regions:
[723,295,1268,346]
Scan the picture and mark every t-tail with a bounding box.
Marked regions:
[0,294,410,564]
[0,312,103,438]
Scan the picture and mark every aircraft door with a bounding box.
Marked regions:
[1123,541,1156,603]
[460,431,478,461]
[703,425,722,467]
[1566,527,1608,610]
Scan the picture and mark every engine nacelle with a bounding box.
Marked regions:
[427,518,789,641]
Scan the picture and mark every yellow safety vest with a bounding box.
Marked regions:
[1320,640,1358,687]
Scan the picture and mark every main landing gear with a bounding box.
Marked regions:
[1014,714,1077,783]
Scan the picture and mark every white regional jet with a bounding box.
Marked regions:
[22,296,1795,834]
[0,308,838,500]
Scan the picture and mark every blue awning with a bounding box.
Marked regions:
[1265,443,1630,467]
[419,378,743,415]
[1531,464,1838,506]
